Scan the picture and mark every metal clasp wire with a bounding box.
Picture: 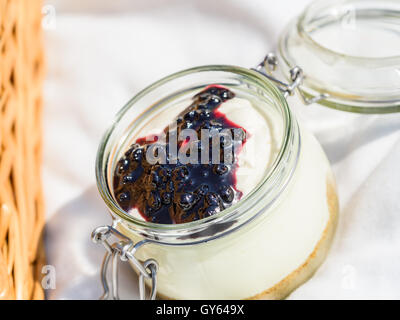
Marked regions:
[91,225,158,300]
[252,53,329,105]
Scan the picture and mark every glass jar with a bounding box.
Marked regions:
[94,66,338,300]
[278,0,400,113]
[92,0,400,300]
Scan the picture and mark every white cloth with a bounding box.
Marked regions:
[43,0,400,299]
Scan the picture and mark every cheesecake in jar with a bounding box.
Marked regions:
[95,66,338,300]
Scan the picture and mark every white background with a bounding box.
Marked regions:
[42,0,400,299]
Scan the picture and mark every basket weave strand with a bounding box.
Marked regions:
[0,0,45,300]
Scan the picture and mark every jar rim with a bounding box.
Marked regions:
[298,0,400,63]
[95,65,298,243]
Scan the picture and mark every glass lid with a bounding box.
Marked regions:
[278,0,400,113]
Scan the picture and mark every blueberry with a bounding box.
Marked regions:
[220,185,234,203]
[196,184,209,196]
[131,148,143,161]
[207,97,221,109]
[208,87,218,95]
[220,90,229,100]
[175,166,189,180]
[122,174,134,184]
[197,102,208,110]
[184,110,196,121]
[181,121,192,130]
[220,89,234,100]
[199,110,211,119]
[159,168,171,181]
[214,164,228,175]
[151,171,160,184]
[179,193,196,210]
[119,159,130,172]
[161,192,172,205]
[205,192,220,206]
[148,192,161,210]
[203,205,221,217]
[166,180,175,192]
[118,192,130,202]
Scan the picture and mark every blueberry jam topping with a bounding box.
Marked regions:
[113,85,247,224]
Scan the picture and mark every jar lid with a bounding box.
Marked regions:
[278,0,400,113]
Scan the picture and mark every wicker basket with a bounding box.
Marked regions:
[0,0,45,300]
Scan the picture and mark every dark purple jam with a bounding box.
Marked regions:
[113,85,247,224]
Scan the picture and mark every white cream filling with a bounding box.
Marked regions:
[117,91,335,299]
[116,90,334,299]
[120,126,333,299]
